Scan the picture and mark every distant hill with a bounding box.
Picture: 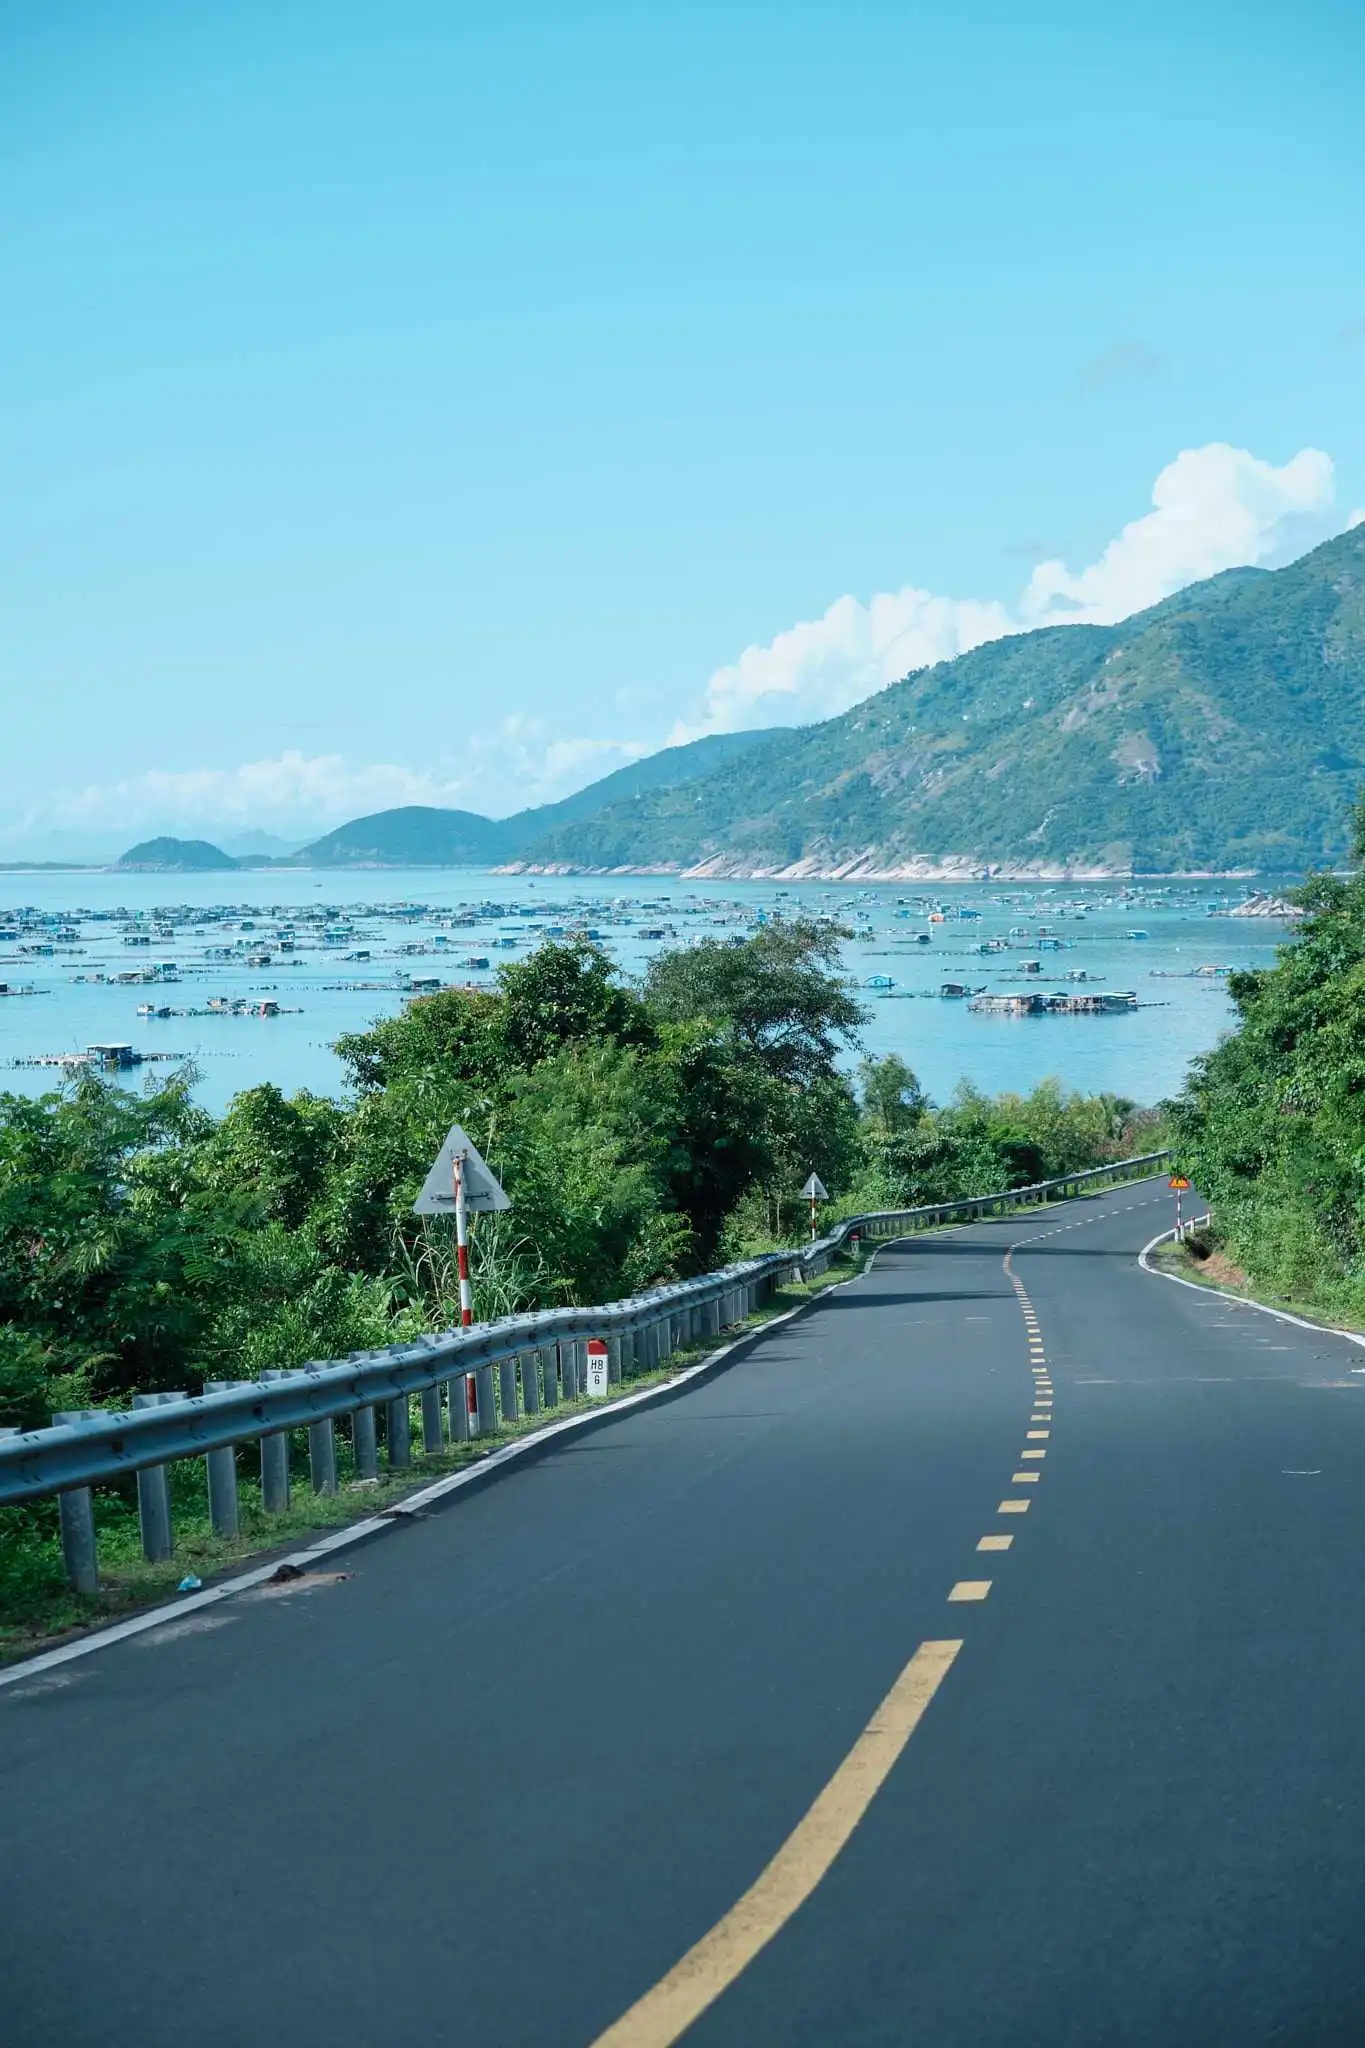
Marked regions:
[294,729,779,866]
[515,527,1365,877]
[219,829,299,859]
[299,806,505,867]
[116,837,239,872]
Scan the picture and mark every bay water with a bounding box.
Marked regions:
[0,869,1297,1115]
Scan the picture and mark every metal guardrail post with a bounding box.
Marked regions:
[539,1349,559,1409]
[203,1382,240,1537]
[387,1395,412,1468]
[308,1403,339,1494]
[258,1371,293,1513]
[59,1489,100,1595]
[607,1335,623,1384]
[449,1376,471,1440]
[353,1403,380,1480]
[131,1391,183,1560]
[522,1351,542,1414]
[499,1358,520,1428]
[420,1386,444,1455]
[472,1364,495,1435]
[54,1410,105,1594]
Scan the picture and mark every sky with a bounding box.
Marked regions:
[2,0,1363,854]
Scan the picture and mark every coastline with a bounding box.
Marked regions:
[1,856,1278,884]
[490,857,1265,884]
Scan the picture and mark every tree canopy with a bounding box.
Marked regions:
[1171,798,1365,1316]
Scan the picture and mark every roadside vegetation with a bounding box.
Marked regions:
[1,920,1153,1643]
[1170,798,1365,1328]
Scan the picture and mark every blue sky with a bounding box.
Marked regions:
[2,0,1363,851]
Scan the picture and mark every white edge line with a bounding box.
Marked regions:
[1138,1226,1365,1350]
[1,1277,861,1692]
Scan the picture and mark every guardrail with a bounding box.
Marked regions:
[0,1152,1167,1592]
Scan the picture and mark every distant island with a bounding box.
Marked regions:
[116,837,240,872]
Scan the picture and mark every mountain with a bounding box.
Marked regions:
[299,806,505,867]
[219,829,299,858]
[293,729,779,866]
[116,837,240,872]
[514,527,1365,877]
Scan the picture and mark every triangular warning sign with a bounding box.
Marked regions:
[414,1124,511,1215]
[801,1174,829,1201]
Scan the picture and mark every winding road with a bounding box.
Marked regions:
[6,1177,1365,2045]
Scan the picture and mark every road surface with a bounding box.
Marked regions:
[6,1177,1365,2046]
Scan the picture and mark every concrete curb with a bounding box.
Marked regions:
[0,1271,861,1693]
[1137,1225,1365,1350]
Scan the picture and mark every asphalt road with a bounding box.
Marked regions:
[6,1177,1365,2046]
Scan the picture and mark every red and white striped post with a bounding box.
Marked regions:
[453,1149,473,1327]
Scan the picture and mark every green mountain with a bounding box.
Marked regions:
[300,806,505,866]
[295,729,779,866]
[516,527,1365,877]
[116,837,239,872]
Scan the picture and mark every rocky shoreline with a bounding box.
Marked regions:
[492,855,1264,883]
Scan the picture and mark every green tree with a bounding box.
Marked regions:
[644,919,865,1087]
[498,937,655,1067]
[858,1054,927,1134]
[1171,797,1365,1313]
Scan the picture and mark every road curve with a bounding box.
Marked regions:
[5,1178,1365,2046]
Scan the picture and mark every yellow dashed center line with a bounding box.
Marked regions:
[594,1194,1122,2046]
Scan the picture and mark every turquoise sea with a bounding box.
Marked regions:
[0,869,1299,1114]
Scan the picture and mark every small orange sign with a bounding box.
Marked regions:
[1168,1175,1192,1190]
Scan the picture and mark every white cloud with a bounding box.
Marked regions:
[3,723,649,851]
[1020,444,1336,623]
[678,442,1350,738]
[671,590,1016,743]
